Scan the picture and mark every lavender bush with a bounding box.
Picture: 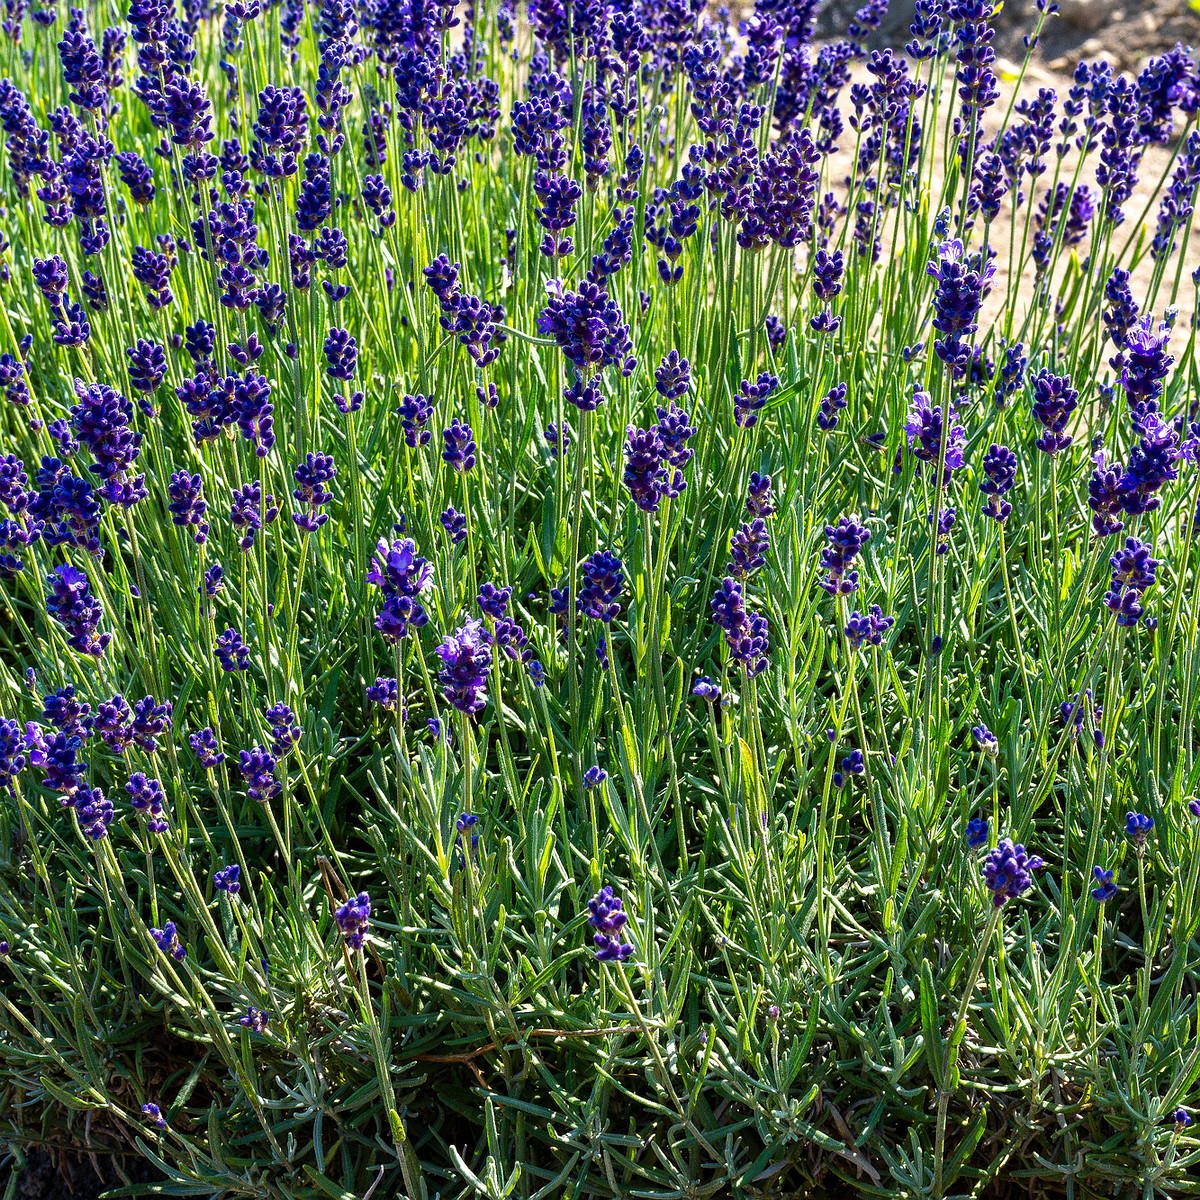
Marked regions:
[1,0,1200,1195]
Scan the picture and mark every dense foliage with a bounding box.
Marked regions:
[1,0,1200,1196]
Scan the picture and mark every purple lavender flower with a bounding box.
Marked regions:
[979,443,1017,521]
[1091,866,1117,903]
[237,745,280,803]
[292,453,336,531]
[811,248,844,315]
[746,473,775,519]
[426,266,505,366]
[366,537,431,641]
[710,578,770,676]
[930,506,957,555]
[820,517,871,596]
[362,173,394,227]
[335,891,370,949]
[1104,267,1139,350]
[0,349,28,408]
[434,618,493,714]
[239,1006,269,1034]
[70,380,145,504]
[728,520,770,579]
[127,773,168,833]
[1119,317,1173,410]
[439,506,466,545]
[588,885,634,962]
[251,85,308,178]
[656,403,696,472]
[1104,536,1158,627]
[228,371,274,457]
[743,131,821,253]
[1119,411,1180,517]
[816,384,848,431]
[40,730,86,797]
[132,696,172,752]
[296,154,332,231]
[1088,451,1126,536]
[995,343,1026,409]
[419,249,452,303]
[141,1102,167,1128]
[126,339,168,395]
[190,727,225,769]
[544,421,571,456]
[52,301,91,348]
[129,243,173,310]
[396,393,433,448]
[167,471,209,543]
[32,256,69,308]
[477,583,512,621]
[27,460,102,554]
[927,238,995,375]
[184,319,216,364]
[1135,44,1194,143]
[40,686,92,739]
[215,627,251,672]
[904,388,965,484]
[733,373,779,431]
[57,14,106,110]
[577,551,624,622]
[323,327,357,381]
[1097,77,1143,225]
[451,816,480,854]
[623,425,668,512]
[966,816,989,849]
[494,618,532,665]
[1030,369,1078,455]
[72,786,113,840]
[654,350,690,400]
[0,719,26,793]
[844,605,894,649]
[836,750,865,788]
[45,564,110,657]
[951,0,1001,166]
[213,863,241,893]
[367,677,405,717]
[537,280,635,377]
[1059,691,1101,746]
[982,838,1044,907]
[1125,811,1153,848]
[265,702,300,757]
[1152,130,1200,260]
[442,418,477,473]
[116,151,155,206]
[972,724,999,757]
[583,766,607,790]
[693,676,723,706]
[150,920,187,961]
[140,1101,167,1129]
[534,169,582,256]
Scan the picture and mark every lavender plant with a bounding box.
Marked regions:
[1,1,1200,1197]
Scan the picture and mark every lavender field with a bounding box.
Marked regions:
[1,1,1200,1197]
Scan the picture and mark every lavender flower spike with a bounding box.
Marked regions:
[588,885,634,962]
[335,891,371,949]
[982,838,1045,907]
